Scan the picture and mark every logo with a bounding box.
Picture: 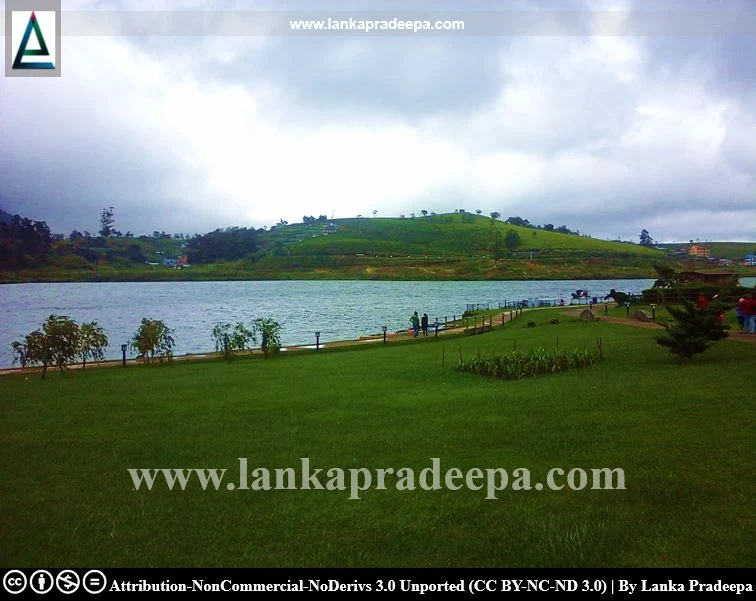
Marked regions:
[56,570,80,594]
[5,0,61,77]
[3,570,28,595]
[29,570,54,594]
[82,570,107,595]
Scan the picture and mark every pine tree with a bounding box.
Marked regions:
[655,299,730,362]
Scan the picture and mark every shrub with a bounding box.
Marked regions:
[457,347,600,380]
[11,314,80,378]
[131,318,175,365]
[254,318,282,358]
[78,320,109,369]
[212,322,255,361]
[655,299,730,362]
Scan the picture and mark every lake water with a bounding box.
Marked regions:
[2,278,753,368]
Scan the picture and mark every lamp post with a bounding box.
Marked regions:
[121,344,127,367]
[315,331,321,351]
[625,302,631,317]
[650,304,656,321]
[382,325,387,344]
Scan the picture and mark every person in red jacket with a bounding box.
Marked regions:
[743,294,756,334]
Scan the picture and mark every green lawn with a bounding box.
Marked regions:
[1,311,753,567]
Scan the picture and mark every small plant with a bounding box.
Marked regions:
[254,318,282,358]
[131,318,175,365]
[78,320,109,369]
[550,318,560,325]
[655,299,730,362]
[11,314,81,378]
[212,322,256,361]
[456,347,600,381]
[527,320,536,328]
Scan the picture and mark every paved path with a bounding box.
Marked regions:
[561,308,756,342]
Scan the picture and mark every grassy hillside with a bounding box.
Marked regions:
[6,212,752,282]
[264,213,660,258]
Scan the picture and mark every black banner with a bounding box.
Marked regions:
[2,568,754,597]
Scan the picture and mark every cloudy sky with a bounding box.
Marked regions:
[1,0,754,242]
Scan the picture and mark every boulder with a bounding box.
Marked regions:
[580,309,598,322]
[632,309,652,322]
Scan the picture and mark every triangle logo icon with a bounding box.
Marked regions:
[13,12,55,69]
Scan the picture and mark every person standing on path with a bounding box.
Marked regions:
[410,311,420,337]
[744,294,756,334]
[736,298,746,331]
[421,313,429,337]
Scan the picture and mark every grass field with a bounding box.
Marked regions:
[1,309,754,567]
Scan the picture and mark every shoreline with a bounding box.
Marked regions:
[0,310,520,376]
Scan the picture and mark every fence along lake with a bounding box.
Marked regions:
[2,278,753,368]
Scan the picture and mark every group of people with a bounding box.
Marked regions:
[410,311,430,337]
[736,296,756,334]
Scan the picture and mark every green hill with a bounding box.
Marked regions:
[239,212,677,280]
[5,212,753,282]
[263,213,659,258]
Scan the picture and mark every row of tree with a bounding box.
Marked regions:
[11,316,108,378]
[0,215,52,267]
[12,315,284,378]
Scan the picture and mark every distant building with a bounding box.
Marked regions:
[688,245,710,258]
[743,253,756,266]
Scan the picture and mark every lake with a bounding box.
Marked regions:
[2,278,753,368]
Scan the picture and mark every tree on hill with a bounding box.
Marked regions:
[476,209,482,215]
[504,230,522,251]
[543,223,554,231]
[99,207,115,237]
[506,216,530,227]
[655,299,730,362]
[490,211,501,221]
[640,229,654,246]
[490,230,503,264]
[421,210,428,217]
[0,215,52,267]
[186,227,259,263]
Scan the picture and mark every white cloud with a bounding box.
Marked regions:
[0,0,754,242]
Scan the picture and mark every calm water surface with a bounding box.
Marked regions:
[2,278,752,367]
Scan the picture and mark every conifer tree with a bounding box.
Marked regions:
[655,299,730,362]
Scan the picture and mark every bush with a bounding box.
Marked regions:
[457,347,600,380]
[78,320,109,369]
[254,318,282,358]
[212,322,255,361]
[11,314,81,378]
[655,299,730,362]
[131,318,175,365]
